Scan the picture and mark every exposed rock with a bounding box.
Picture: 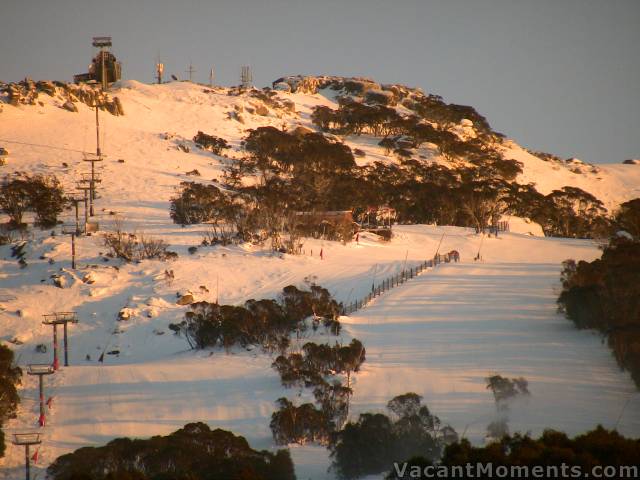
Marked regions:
[291,125,314,137]
[62,100,78,112]
[82,272,97,284]
[176,293,195,305]
[118,307,134,321]
[255,104,269,116]
[272,82,291,92]
[51,274,67,288]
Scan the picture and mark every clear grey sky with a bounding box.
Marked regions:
[2,0,639,164]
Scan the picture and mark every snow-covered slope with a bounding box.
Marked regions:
[1,78,638,223]
[1,78,640,479]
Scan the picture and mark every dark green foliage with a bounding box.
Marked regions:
[279,285,342,332]
[558,236,640,387]
[331,393,455,479]
[615,198,640,238]
[172,285,342,352]
[28,174,66,227]
[47,422,296,480]
[541,186,609,238]
[219,126,361,248]
[0,174,30,227]
[0,343,22,459]
[270,398,332,446]
[0,173,65,228]
[388,427,640,479]
[272,339,365,388]
[193,131,229,155]
[170,182,234,226]
[216,118,609,241]
[485,375,529,409]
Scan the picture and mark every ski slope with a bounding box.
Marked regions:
[3,226,640,479]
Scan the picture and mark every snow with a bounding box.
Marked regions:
[1,79,639,479]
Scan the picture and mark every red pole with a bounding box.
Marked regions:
[38,375,45,426]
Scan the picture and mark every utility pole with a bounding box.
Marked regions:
[186,62,196,82]
[83,102,104,217]
[12,433,41,480]
[42,312,79,369]
[27,364,55,426]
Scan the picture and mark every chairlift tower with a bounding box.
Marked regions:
[68,196,83,235]
[76,184,91,227]
[240,65,253,90]
[27,364,55,426]
[12,432,42,480]
[12,433,41,480]
[82,153,102,217]
[42,312,79,370]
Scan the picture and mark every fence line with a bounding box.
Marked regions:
[341,252,458,316]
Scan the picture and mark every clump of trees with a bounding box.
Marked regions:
[170,182,232,225]
[46,422,295,480]
[305,94,614,239]
[558,234,640,387]
[0,344,22,458]
[170,284,342,352]
[485,375,530,439]
[388,427,640,479]
[0,173,65,228]
[172,121,612,243]
[614,198,640,238]
[193,131,229,154]
[270,397,336,446]
[270,340,365,444]
[331,393,457,479]
[272,339,365,389]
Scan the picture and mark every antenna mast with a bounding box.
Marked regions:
[240,65,253,90]
[186,62,196,82]
[156,56,164,84]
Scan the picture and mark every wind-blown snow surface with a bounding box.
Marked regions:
[2,226,640,479]
[1,80,640,479]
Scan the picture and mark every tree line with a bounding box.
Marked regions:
[46,423,295,480]
[387,427,640,479]
[170,124,613,243]
[270,339,366,445]
[558,228,640,387]
[169,284,342,353]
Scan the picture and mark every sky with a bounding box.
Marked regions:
[1,0,639,164]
